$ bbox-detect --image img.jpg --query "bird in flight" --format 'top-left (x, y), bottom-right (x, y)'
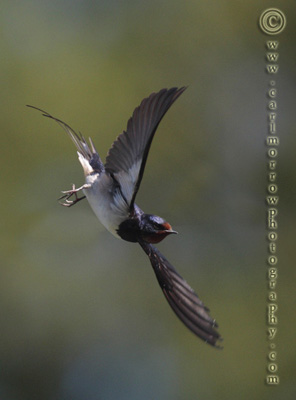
top-left (28, 88), bottom-right (222, 347)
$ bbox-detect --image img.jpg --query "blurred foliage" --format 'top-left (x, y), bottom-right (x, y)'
top-left (1, 0), bottom-right (296, 399)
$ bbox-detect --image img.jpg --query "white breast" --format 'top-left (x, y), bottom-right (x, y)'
top-left (83, 172), bottom-right (129, 238)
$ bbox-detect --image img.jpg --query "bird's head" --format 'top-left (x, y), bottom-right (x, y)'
top-left (140, 214), bottom-right (177, 244)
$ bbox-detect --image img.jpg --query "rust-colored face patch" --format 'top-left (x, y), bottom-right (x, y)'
top-left (162, 222), bottom-right (173, 231)
top-left (143, 225), bottom-right (177, 244)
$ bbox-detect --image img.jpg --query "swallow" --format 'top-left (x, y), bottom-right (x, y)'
top-left (28, 87), bottom-right (222, 347)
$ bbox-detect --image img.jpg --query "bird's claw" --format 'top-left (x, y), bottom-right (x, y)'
top-left (58, 184), bottom-right (86, 207)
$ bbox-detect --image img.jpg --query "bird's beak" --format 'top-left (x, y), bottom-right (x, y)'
top-left (165, 229), bottom-right (178, 235)
top-left (163, 222), bottom-right (178, 235)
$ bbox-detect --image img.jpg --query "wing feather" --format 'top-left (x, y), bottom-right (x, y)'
top-left (139, 241), bottom-right (222, 347)
top-left (105, 87), bottom-right (186, 208)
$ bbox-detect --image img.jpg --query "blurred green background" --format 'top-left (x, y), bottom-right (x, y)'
top-left (1, 1), bottom-right (295, 399)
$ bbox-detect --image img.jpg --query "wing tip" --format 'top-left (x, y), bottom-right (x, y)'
top-left (140, 241), bottom-right (223, 348)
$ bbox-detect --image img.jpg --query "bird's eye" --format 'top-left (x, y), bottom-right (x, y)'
top-left (153, 222), bottom-right (164, 230)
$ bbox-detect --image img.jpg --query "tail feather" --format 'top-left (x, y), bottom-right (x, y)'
top-left (27, 105), bottom-right (104, 173)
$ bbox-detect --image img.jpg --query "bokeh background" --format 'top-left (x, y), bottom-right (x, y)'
top-left (1, 1), bottom-right (295, 399)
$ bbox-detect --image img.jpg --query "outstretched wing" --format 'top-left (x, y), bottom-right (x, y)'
top-left (105, 87), bottom-right (186, 210)
top-left (139, 241), bottom-right (222, 347)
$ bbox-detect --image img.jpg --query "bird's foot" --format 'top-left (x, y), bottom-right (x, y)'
top-left (58, 183), bottom-right (90, 207)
